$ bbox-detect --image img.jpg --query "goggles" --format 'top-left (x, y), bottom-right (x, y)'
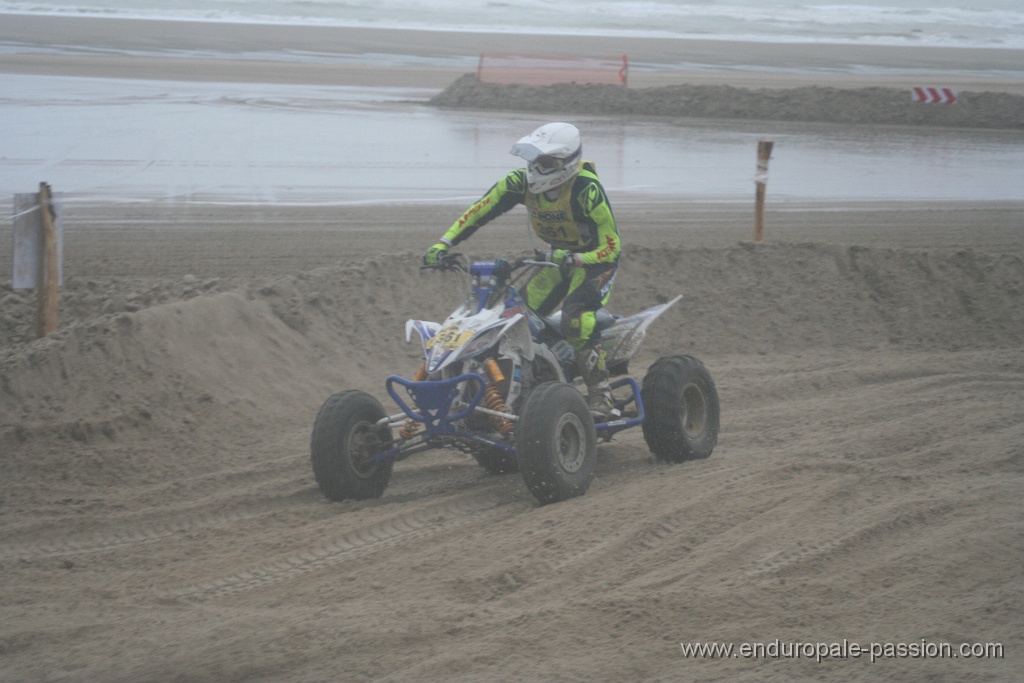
top-left (529, 155), bottom-right (566, 174)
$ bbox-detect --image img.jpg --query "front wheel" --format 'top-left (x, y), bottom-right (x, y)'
top-left (517, 382), bottom-right (597, 505)
top-left (311, 390), bottom-right (394, 501)
top-left (641, 355), bottom-right (720, 463)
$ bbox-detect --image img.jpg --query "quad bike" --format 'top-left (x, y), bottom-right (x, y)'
top-left (311, 253), bottom-right (720, 505)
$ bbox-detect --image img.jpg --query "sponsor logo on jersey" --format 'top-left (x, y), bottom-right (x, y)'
top-left (530, 209), bottom-right (569, 222)
top-left (457, 196), bottom-right (492, 228)
top-left (594, 234), bottom-right (618, 260)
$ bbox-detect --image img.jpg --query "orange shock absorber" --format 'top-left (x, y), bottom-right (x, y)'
top-left (399, 363), bottom-right (427, 440)
top-left (482, 359), bottom-right (515, 436)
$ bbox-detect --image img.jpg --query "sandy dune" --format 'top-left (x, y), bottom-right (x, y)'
top-left (1, 197), bottom-right (1021, 682)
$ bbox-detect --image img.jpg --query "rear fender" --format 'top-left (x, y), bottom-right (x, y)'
top-left (602, 295), bottom-right (683, 366)
top-left (611, 295), bottom-right (683, 331)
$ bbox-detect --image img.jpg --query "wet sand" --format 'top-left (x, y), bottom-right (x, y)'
top-left (2, 13), bottom-right (1024, 92)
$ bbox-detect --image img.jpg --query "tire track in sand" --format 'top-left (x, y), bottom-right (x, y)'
top-left (0, 498), bottom-right (315, 562)
top-left (163, 488), bottom-right (521, 602)
top-left (447, 460), bottom-right (771, 602)
top-left (746, 500), bottom-right (958, 578)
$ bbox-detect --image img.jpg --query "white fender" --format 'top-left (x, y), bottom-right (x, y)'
top-left (405, 319), bottom-right (440, 356)
top-left (497, 314), bottom-right (535, 362)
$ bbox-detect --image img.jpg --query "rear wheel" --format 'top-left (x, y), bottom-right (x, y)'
top-left (641, 355), bottom-right (720, 463)
top-left (517, 382), bottom-right (597, 504)
top-left (311, 390), bottom-right (393, 501)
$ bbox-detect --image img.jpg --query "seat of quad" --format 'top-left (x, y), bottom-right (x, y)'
top-left (543, 308), bottom-right (618, 334)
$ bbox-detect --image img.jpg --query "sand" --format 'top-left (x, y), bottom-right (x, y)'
top-left (3, 13), bottom-right (1024, 93)
top-left (432, 75), bottom-right (1024, 130)
top-left (1, 198), bottom-right (1022, 682)
top-left (1, 15), bottom-right (1023, 683)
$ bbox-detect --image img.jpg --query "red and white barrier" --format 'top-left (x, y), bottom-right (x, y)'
top-left (477, 54), bottom-right (628, 86)
top-left (911, 87), bottom-right (958, 104)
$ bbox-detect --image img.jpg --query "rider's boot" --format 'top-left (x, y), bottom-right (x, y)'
top-left (576, 344), bottom-right (616, 419)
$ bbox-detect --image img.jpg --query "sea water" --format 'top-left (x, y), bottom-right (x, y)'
top-left (1, 2), bottom-right (1022, 204)
top-left (2, 73), bottom-right (1022, 205)
top-left (1, 0), bottom-right (1022, 49)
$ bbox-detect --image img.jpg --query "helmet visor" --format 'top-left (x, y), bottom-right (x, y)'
top-left (512, 143), bottom-right (573, 173)
top-left (509, 141), bottom-right (544, 162)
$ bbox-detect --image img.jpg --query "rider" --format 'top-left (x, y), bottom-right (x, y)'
top-left (423, 122), bottom-right (621, 417)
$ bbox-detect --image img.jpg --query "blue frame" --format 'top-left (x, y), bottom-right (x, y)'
top-left (594, 377), bottom-right (646, 437)
top-left (386, 372), bottom-right (488, 438)
top-left (366, 259), bottom-right (649, 466)
top-left (367, 373), bottom-right (646, 465)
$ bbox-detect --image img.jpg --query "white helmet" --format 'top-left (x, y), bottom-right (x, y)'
top-left (510, 122), bottom-right (583, 194)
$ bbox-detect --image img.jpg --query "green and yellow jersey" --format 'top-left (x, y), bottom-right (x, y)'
top-left (441, 162), bottom-right (620, 266)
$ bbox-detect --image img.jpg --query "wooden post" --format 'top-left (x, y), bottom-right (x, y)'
top-left (35, 182), bottom-right (59, 338)
top-left (754, 140), bottom-right (774, 242)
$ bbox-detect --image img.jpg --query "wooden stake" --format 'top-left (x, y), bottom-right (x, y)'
top-left (754, 140), bottom-right (774, 242)
top-left (35, 182), bottom-right (59, 338)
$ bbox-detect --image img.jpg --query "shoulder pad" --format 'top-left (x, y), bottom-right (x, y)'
top-left (574, 175), bottom-right (607, 214)
top-left (505, 168), bottom-right (528, 194)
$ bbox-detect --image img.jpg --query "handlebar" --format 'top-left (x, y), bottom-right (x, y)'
top-left (421, 251), bottom-right (559, 275)
top-left (515, 258), bottom-right (559, 268)
top-left (420, 251), bottom-right (468, 272)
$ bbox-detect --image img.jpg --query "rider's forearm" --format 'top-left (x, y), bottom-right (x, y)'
top-left (442, 172), bottom-right (524, 245)
top-left (577, 202), bottom-right (620, 265)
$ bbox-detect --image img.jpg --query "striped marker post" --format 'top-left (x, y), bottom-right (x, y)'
top-left (754, 140), bottom-right (773, 242)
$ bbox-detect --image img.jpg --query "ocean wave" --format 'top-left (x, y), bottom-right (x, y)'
top-left (1, 0), bottom-right (1023, 49)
